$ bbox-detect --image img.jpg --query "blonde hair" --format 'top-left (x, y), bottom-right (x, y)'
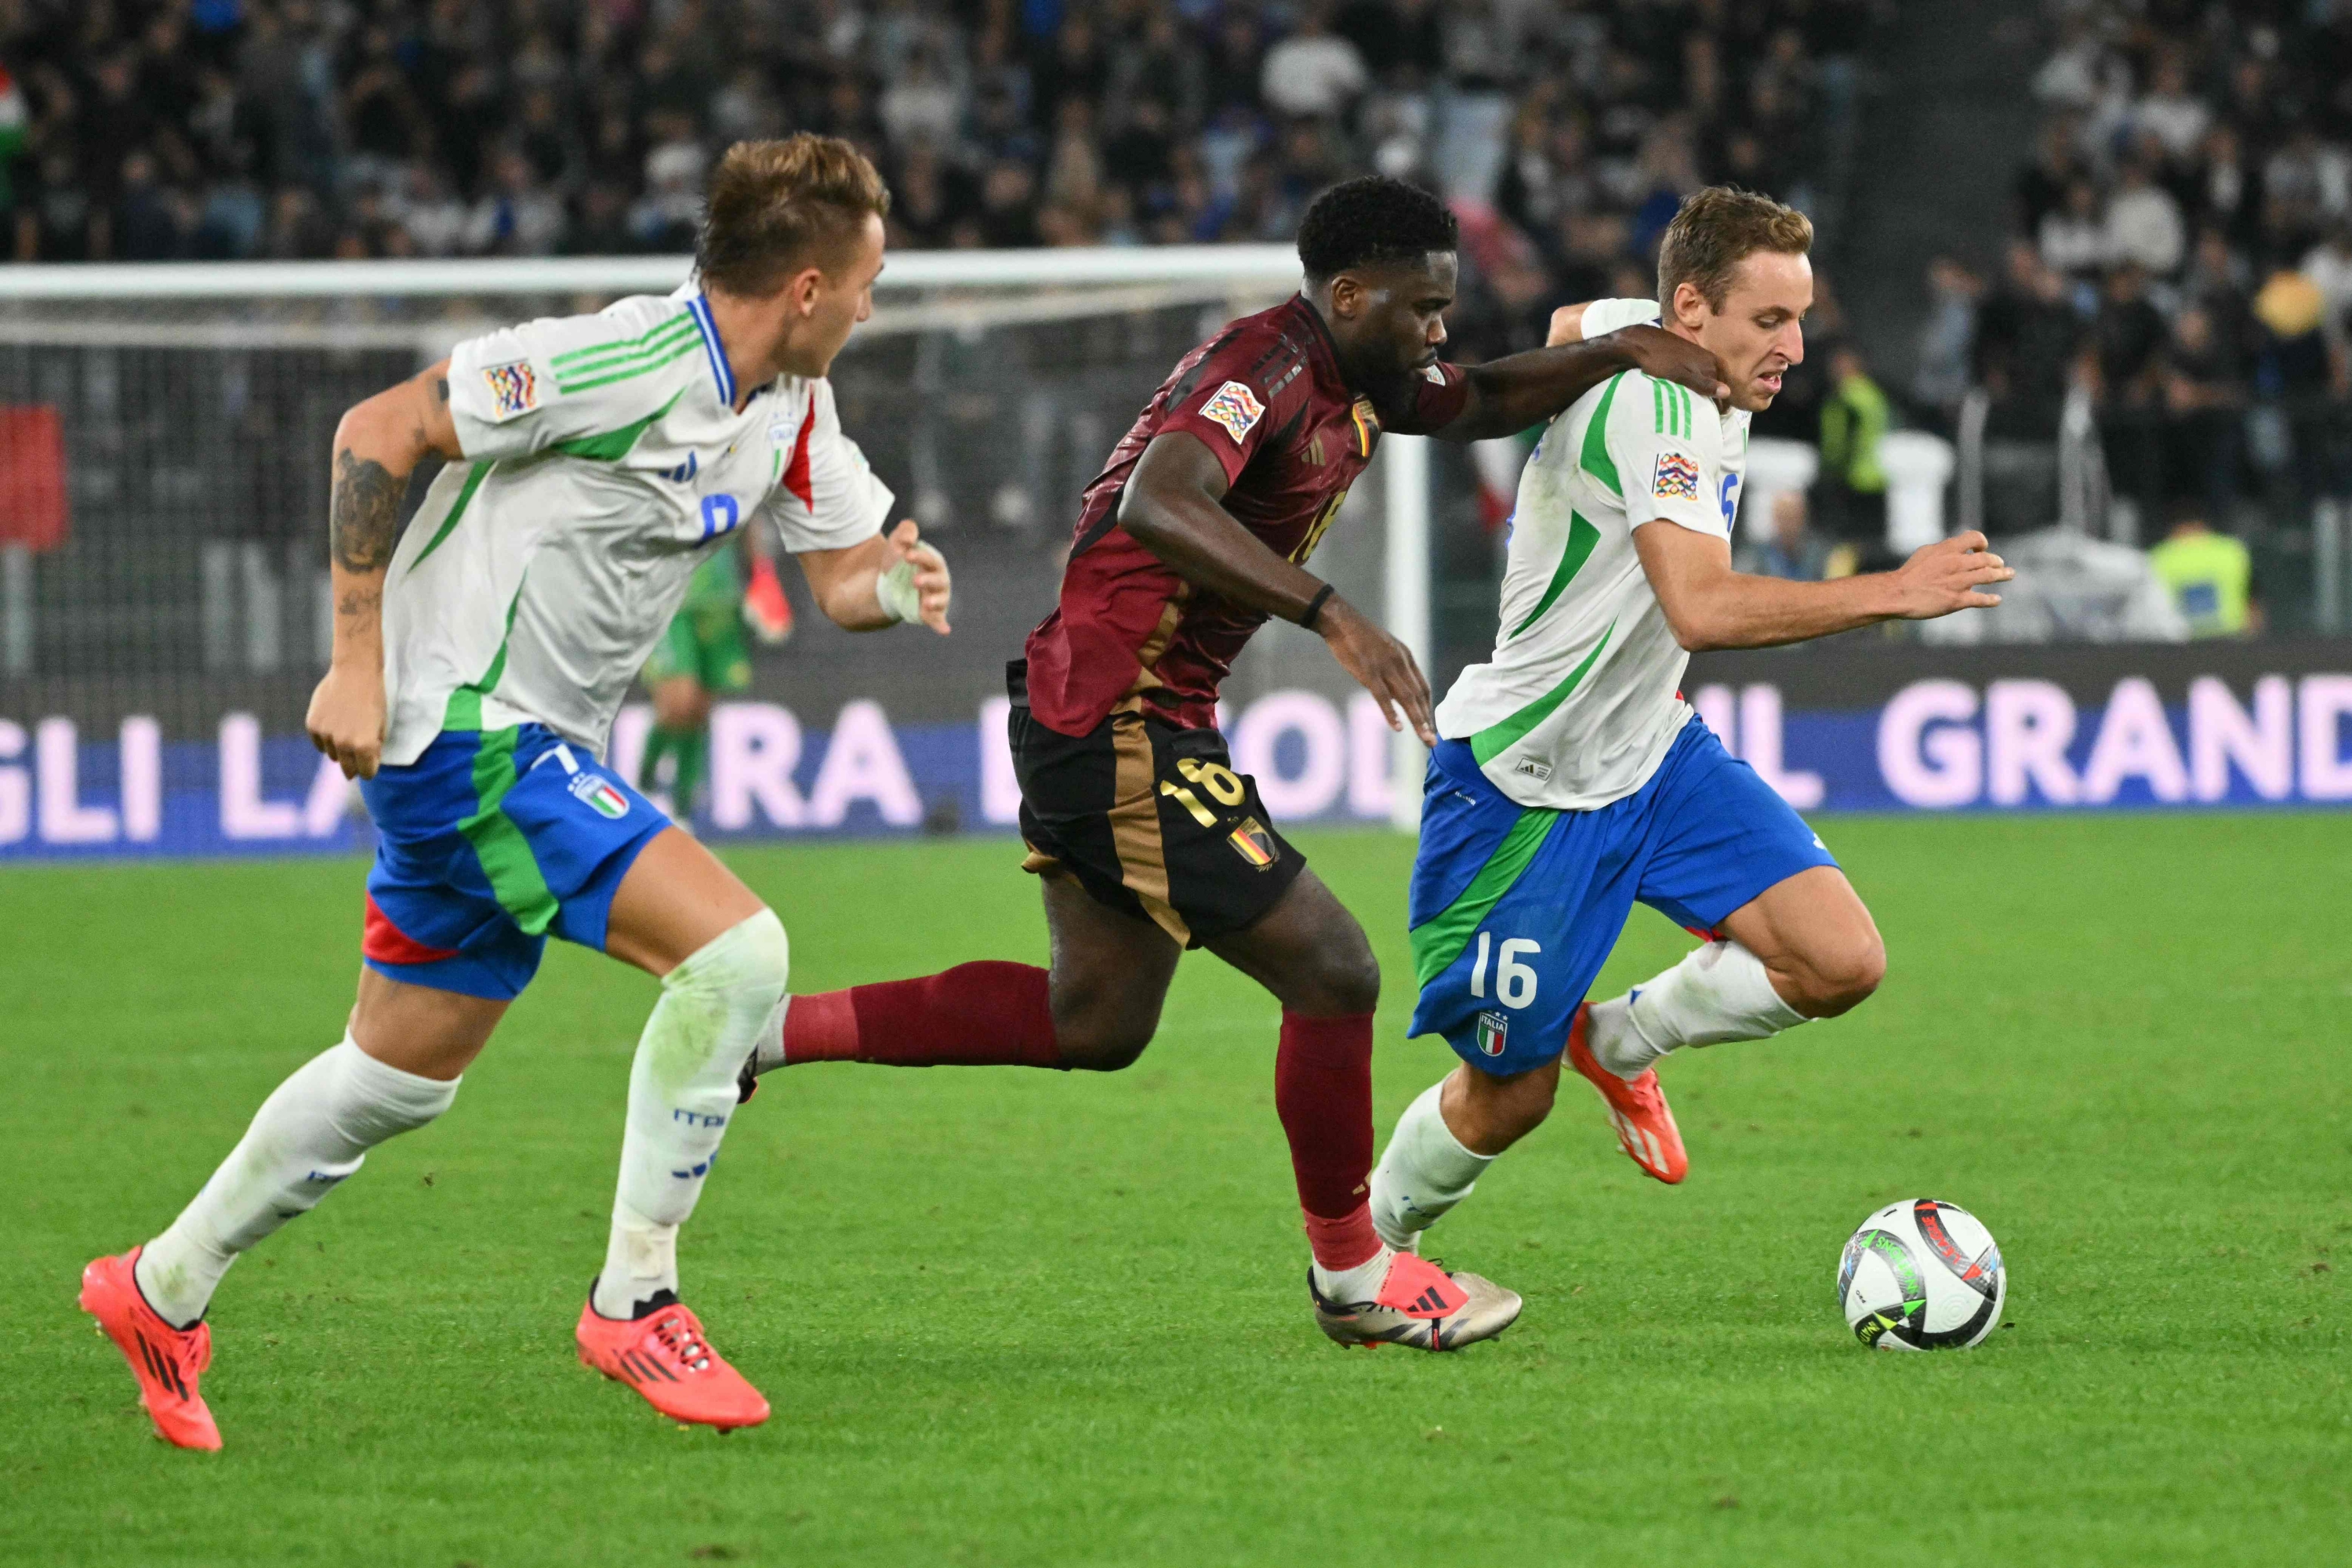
top-left (1656, 187), bottom-right (1813, 312)
top-left (695, 134), bottom-right (891, 296)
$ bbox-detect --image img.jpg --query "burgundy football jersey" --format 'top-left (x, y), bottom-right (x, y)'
top-left (1023, 294), bottom-right (1470, 736)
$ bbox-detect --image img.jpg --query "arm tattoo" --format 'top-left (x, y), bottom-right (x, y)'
top-left (329, 448), bottom-right (406, 574)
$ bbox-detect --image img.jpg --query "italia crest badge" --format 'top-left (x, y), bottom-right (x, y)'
top-left (568, 773), bottom-right (630, 820)
top-left (1475, 1010), bottom-right (1509, 1057)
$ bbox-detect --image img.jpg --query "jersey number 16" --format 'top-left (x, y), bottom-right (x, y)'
top-left (1469, 931), bottom-right (1541, 1009)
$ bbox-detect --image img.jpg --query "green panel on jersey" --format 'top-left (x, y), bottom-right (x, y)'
top-left (1468, 620), bottom-right (1615, 767)
top-left (1508, 511), bottom-right (1602, 640)
top-left (441, 578), bottom-right (529, 732)
top-left (458, 726), bottom-right (560, 936)
top-left (548, 310), bottom-right (696, 373)
top-left (405, 460), bottom-right (495, 576)
top-left (1580, 374), bottom-right (1627, 496)
top-left (549, 388), bottom-right (685, 463)
top-left (554, 334), bottom-right (702, 394)
top-left (1409, 804), bottom-right (1563, 986)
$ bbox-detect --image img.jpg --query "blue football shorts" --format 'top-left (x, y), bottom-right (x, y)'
top-left (358, 723), bottom-right (672, 1001)
top-left (1406, 717), bottom-right (1837, 1078)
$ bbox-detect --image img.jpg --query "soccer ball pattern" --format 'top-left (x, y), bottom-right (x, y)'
top-left (1837, 1199), bottom-right (2006, 1351)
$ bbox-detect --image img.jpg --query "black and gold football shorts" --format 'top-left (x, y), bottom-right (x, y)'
top-left (1006, 662), bottom-right (1305, 949)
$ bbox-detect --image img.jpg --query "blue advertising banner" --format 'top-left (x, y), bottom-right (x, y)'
top-left (3, 641), bottom-right (2348, 861)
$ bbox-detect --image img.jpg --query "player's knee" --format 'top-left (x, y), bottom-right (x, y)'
top-left (669, 909), bottom-right (790, 1014)
top-left (1049, 982), bottom-right (1160, 1071)
top-left (1289, 931), bottom-right (1381, 1016)
top-left (1458, 1061), bottom-right (1558, 1152)
top-left (1789, 933), bottom-right (1884, 1017)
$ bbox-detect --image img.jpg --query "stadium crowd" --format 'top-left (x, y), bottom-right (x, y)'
top-left (1907, 0), bottom-right (2352, 592)
top-left (0, 0), bottom-right (1867, 352)
top-left (6, 0), bottom-right (2348, 633)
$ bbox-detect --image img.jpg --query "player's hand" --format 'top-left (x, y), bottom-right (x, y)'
top-left (1889, 531), bottom-right (2013, 619)
top-left (1317, 595), bottom-right (1436, 746)
top-left (887, 517), bottom-right (952, 635)
top-left (306, 662), bottom-right (387, 779)
top-left (1611, 324), bottom-right (1733, 408)
top-left (1544, 302), bottom-right (1590, 347)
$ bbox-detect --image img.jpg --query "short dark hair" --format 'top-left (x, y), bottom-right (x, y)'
top-left (1655, 187), bottom-right (1813, 312)
top-left (1296, 176), bottom-right (1458, 282)
top-left (696, 134), bottom-right (891, 296)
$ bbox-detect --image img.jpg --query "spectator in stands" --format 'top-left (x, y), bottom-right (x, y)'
top-left (2041, 176), bottom-right (2111, 281)
top-left (1976, 240), bottom-right (2082, 438)
top-left (1818, 345), bottom-right (1890, 543)
top-left (1911, 256), bottom-right (1983, 426)
top-left (2190, 123), bottom-right (2261, 254)
top-left (2132, 54), bottom-right (2209, 164)
top-left (2249, 267), bottom-right (2347, 506)
top-left (2016, 117), bottom-right (2089, 238)
top-left (1259, 2), bottom-right (1367, 121)
top-left (2303, 221), bottom-right (2352, 347)
top-left (2149, 505), bottom-right (2259, 638)
top-left (2105, 153), bottom-right (2186, 277)
top-left (2093, 263), bottom-right (2171, 526)
top-left (2163, 301), bottom-right (2246, 521)
top-left (1740, 491), bottom-right (1830, 582)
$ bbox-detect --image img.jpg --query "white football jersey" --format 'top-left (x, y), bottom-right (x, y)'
top-left (1434, 299), bottom-right (1750, 809)
top-left (379, 282), bottom-right (891, 766)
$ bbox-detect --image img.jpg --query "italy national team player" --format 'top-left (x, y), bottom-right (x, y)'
top-left (1365, 189), bottom-right (2014, 1274)
top-left (637, 532), bottom-right (792, 824)
top-left (735, 177), bottom-right (1729, 1352)
top-left (77, 136), bottom-right (952, 1448)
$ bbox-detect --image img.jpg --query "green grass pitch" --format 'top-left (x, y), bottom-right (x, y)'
top-left (5, 814), bottom-right (2347, 1566)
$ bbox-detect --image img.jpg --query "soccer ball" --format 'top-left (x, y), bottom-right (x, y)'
top-left (1836, 1198), bottom-right (2006, 1351)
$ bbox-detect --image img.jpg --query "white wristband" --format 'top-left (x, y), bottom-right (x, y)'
top-left (876, 557), bottom-right (922, 624)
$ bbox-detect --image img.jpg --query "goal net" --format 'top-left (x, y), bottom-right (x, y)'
top-left (0, 250), bottom-right (1443, 860)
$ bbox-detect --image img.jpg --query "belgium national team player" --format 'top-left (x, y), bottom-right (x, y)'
top-left (739, 176), bottom-right (1728, 1350)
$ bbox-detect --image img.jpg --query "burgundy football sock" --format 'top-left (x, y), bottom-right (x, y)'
top-left (1274, 1010), bottom-right (1382, 1271)
top-left (782, 961), bottom-right (1063, 1069)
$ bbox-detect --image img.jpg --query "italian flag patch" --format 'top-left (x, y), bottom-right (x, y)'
top-left (1475, 1010), bottom-right (1509, 1057)
top-left (570, 774), bottom-right (630, 820)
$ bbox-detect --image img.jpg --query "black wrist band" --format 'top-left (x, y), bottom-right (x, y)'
top-left (1298, 583), bottom-right (1336, 630)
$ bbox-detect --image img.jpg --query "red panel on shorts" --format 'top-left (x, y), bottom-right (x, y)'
top-left (363, 895), bottom-right (460, 965)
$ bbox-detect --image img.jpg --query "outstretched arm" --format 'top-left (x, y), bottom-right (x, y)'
top-left (796, 520), bottom-right (952, 633)
top-left (1635, 524), bottom-right (2014, 652)
top-left (306, 359), bottom-right (464, 779)
top-left (1120, 430), bottom-right (1435, 742)
top-left (1437, 326), bottom-right (1731, 442)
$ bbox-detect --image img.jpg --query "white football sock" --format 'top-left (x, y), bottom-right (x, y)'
top-left (750, 993), bottom-right (787, 1076)
top-left (1588, 938), bottom-right (1808, 1080)
top-left (135, 1036), bottom-right (459, 1327)
top-left (593, 909), bottom-right (789, 1320)
top-left (1312, 1244), bottom-right (1396, 1305)
top-left (1370, 1081), bottom-right (1497, 1249)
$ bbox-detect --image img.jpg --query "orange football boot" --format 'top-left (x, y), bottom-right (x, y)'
top-left (575, 1290), bottom-right (770, 1430)
top-left (742, 555), bottom-right (795, 645)
top-left (78, 1248), bottom-right (223, 1450)
top-left (1566, 1002), bottom-right (1689, 1184)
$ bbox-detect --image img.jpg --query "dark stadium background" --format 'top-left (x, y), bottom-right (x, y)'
top-left (0, 0), bottom-right (2347, 852)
